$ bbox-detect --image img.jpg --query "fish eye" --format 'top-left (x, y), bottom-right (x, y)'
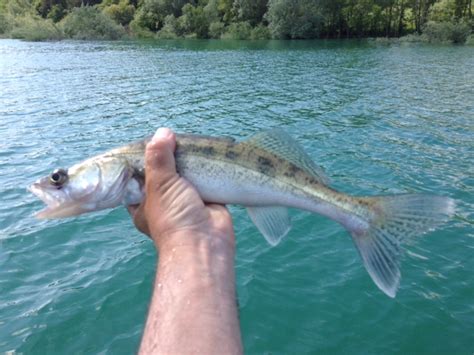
top-left (49, 169), bottom-right (68, 187)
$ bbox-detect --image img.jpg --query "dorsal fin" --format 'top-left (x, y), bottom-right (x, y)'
top-left (245, 129), bottom-right (330, 185)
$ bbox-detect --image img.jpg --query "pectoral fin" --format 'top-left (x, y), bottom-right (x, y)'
top-left (247, 206), bottom-right (291, 246)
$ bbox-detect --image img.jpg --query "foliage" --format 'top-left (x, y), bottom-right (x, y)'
top-left (250, 23), bottom-right (270, 39)
top-left (130, 0), bottom-right (163, 31)
top-left (221, 20), bottom-right (251, 39)
top-left (423, 20), bottom-right (471, 42)
top-left (156, 13), bottom-right (180, 37)
top-left (265, 0), bottom-right (322, 39)
top-left (429, 0), bottom-right (457, 22)
top-left (10, 14), bottom-right (63, 40)
top-left (217, 0), bottom-right (235, 24)
top-left (0, 12), bottom-right (13, 34)
top-left (203, 0), bottom-right (220, 23)
top-left (179, 3), bottom-right (209, 38)
top-left (129, 0), bottom-right (187, 32)
top-left (1, 0), bottom-right (472, 42)
top-left (61, 5), bottom-right (125, 39)
top-left (129, 14), bottom-right (154, 36)
top-left (102, 0), bottom-right (135, 25)
top-left (208, 20), bottom-right (225, 38)
top-left (342, 0), bottom-right (385, 37)
top-left (156, 0), bottom-right (188, 17)
top-left (398, 33), bottom-right (426, 42)
top-left (233, 0), bottom-right (267, 26)
top-left (47, 4), bottom-right (66, 22)
top-left (449, 20), bottom-right (472, 42)
top-left (6, 0), bottom-right (37, 16)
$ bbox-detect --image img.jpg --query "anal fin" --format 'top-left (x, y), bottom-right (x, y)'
top-left (247, 206), bottom-right (291, 246)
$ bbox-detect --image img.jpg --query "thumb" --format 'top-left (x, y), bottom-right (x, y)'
top-left (145, 128), bottom-right (177, 191)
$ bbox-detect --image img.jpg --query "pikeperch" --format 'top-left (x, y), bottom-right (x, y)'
top-left (29, 130), bottom-right (455, 297)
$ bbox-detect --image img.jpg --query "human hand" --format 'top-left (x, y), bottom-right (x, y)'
top-left (127, 128), bottom-right (235, 251)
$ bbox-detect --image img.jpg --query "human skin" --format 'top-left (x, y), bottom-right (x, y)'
top-left (128, 128), bottom-right (243, 355)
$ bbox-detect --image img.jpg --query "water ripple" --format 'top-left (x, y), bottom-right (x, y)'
top-left (0, 39), bottom-right (472, 354)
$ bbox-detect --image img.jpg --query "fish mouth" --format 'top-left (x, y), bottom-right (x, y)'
top-left (28, 183), bottom-right (80, 219)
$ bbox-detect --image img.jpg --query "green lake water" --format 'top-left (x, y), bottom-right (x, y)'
top-left (0, 39), bottom-right (473, 354)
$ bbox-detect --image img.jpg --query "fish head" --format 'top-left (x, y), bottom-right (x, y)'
top-left (29, 156), bottom-right (133, 219)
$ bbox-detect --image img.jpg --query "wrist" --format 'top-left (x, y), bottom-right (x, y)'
top-left (155, 229), bottom-right (235, 255)
top-left (155, 230), bottom-right (237, 302)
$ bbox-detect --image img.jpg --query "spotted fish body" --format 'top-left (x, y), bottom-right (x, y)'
top-left (29, 130), bottom-right (455, 297)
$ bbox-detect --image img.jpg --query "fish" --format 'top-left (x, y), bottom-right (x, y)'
top-left (29, 130), bottom-right (455, 297)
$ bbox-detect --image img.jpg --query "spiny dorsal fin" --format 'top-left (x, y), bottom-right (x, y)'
top-left (245, 129), bottom-right (330, 185)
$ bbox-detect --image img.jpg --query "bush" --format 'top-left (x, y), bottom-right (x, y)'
top-left (179, 3), bottom-right (209, 38)
top-left (265, 0), bottom-right (322, 39)
top-left (10, 15), bottom-right (63, 40)
top-left (398, 34), bottom-right (425, 42)
top-left (125, 0), bottom-right (159, 31)
top-left (61, 6), bottom-right (125, 40)
top-left (129, 14), bottom-right (154, 37)
top-left (234, 0), bottom-right (267, 26)
top-left (0, 12), bottom-right (13, 34)
top-left (250, 24), bottom-right (270, 39)
top-left (423, 21), bottom-right (471, 44)
top-left (449, 21), bottom-right (471, 44)
top-left (47, 4), bottom-right (66, 23)
top-left (428, 0), bottom-right (456, 23)
top-left (102, 0), bottom-right (135, 26)
top-left (466, 34), bottom-right (474, 45)
top-left (221, 21), bottom-right (251, 39)
top-left (208, 21), bottom-right (224, 39)
top-left (156, 14), bottom-right (179, 38)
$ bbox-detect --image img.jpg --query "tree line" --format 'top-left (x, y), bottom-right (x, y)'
top-left (0, 0), bottom-right (472, 42)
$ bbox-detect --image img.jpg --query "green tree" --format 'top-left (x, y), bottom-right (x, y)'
top-left (429, 0), bottom-right (456, 21)
top-left (208, 20), bottom-right (224, 37)
top-left (204, 0), bottom-right (220, 22)
top-left (233, 0), bottom-right (268, 25)
top-left (217, 0), bottom-right (234, 23)
top-left (407, 0), bottom-right (436, 33)
top-left (343, 0), bottom-right (379, 37)
top-left (130, 0), bottom-right (189, 31)
top-left (157, 0), bottom-right (189, 17)
top-left (102, 0), bottom-right (135, 25)
top-left (250, 22), bottom-right (270, 38)
top-left (221, 20), bottom-right (251, 38)
top-left (265, 0), bottom-right (323, 39)
top-left (6, 0), bottom-right (37, 16)
top-left (179, 2), bottom-right (209, 37)
top-left (35, 0), bottom-right (66, 18)
top-left (156, 13), bottom-right (180, 37)
top-left (62, 5), bottom-right (125, 39)
top-left (423, 19), bottom-right (471, 42)
top-left (130, 0), bottom-right (162, 31)
top-left (1, 0), bottom-right (473, 41)
top-left (318, 0), bottom-right (345, 37)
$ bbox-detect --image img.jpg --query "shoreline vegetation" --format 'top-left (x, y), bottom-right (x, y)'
top-left (0, 0), bottom-right (472, 44)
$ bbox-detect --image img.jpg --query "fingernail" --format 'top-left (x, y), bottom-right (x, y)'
top-left (152, 127), bottom-right (172, 142)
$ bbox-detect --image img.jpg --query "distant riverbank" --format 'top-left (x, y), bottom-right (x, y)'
top-left (1, 1), bottom-right (472, 44)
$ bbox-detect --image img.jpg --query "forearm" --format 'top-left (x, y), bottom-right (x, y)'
top-left (140, 234), bottom-right (243, 355)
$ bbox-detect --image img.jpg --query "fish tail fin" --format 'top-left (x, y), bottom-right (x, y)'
top-left (350, 194), bottom-right (455, 297)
